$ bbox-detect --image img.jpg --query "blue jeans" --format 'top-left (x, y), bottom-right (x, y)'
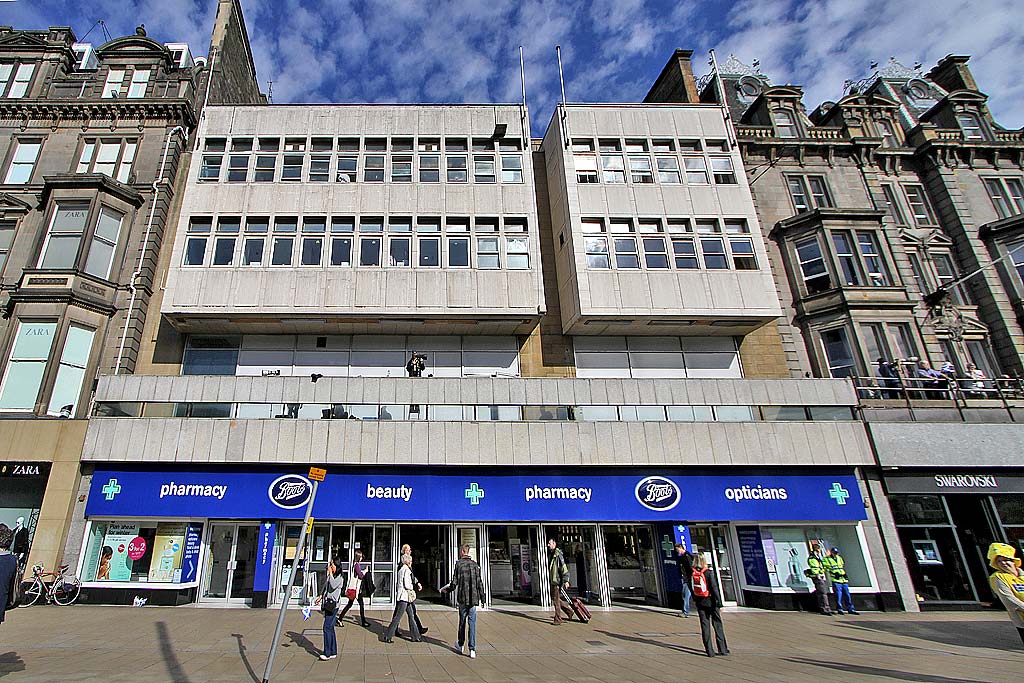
top-left (457, 604), bottom-right (477, 650)
top-left (322, 611), bottom-right (337, 656)
top-left (681, 582), bottom-right (692, 615)
top-left (833, 582), bottom-right (855, 613)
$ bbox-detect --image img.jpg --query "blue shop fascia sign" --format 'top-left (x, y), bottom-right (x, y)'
top-left (86, 466), bottom-right (865, 522)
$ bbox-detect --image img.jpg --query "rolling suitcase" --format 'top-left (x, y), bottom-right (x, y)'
top-left (560, 586), bottom-right (592, 623)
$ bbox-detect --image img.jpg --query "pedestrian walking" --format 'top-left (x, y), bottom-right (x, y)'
top-left (806, 543), bottom-right (832, 615)
top-left (1, 524), bottom-right (20, 623)
top-left (398, 543), bottom-right (428, 635)
top-left (824, 546), bottom-right (857, 615)
top-left (675, 542), bottom-right (694, 617)
top-left (441, 544), bottom-right (484, 659)
top-left (987, 542), bottom-right (1024, 646)
top-left (313, 557), bottom-right (343, 660)
top-left (691, 553), bottom-right (729, 657)
top-left (337, 548), bottom-right (369, 627)
top-left (383, 553), bottom-right (421, 643)
top-left (547, 538), bottom-right (573, 625)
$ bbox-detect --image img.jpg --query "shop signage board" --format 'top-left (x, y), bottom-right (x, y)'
top-left (736, 526), bottom-right (771, 587)
top-left (885, 473), bottom-right (1024, 494)
top-left (86, 467), bottom-right (866, 522)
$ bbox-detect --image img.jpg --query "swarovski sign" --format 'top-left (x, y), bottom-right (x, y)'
top-left (885, 472), bottom-right (1024, 494)
top-left (934, 474), bottom-right (999, 489)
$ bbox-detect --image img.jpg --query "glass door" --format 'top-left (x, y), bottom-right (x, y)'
top-left (230, 525), bottom-right (257, 600)
top-left (202, 523), bottom-right (233, 600)
top-left (635, 526), bottom-right (662, 604)
top-left (691, 524), bottom-right (737, 605)
top-left (201, 523), bottom-right (258, 604)
top-left (486, 525), bottom-right (541, 606)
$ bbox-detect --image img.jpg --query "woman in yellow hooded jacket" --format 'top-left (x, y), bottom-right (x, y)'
top-left (987, 542), bottom-right (1024, 646)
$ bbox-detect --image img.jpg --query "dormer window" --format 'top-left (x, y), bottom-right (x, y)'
top-left (878, 119), bottom-right (900, 148)
top-left (957, 113), bottom-right (986, 140)
top-left (102, 69), bottom-right (125, 98)
top-left (102, 68), bottom-right (150, 98)
top-left (72, 44), bottom-right (98, 71)
top-left (0, 62), bottom-right (36, 99)
top-left (127, 70), bottom-right (150, 98)
top-left (772, 110), bottom-right (798, 138)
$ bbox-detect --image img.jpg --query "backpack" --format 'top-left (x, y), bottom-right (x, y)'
top-left (692, 568), bottom-right (710, 598)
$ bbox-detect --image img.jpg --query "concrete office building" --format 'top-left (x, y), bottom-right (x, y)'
top-left (68, 2), bottom-right (909, 612)
top-left (686, 53), bottom-right (1024, 608)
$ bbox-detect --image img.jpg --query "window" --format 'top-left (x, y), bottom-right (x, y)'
top-left (447, 155), bottom-right (468, 182)
top-left (183, 217), bottom-right (210, 266)
top-left (672, 238), bottom-right (698, 269)
top-left (336, 156), bottom-right (357, 182)
top-left (83, 206), bottom-right (125, 278)
top-left (861, 323), bottom-right (890, 366)
top-left (642, 237), bottom-right (669, 268)
top-left (388, 237), bottom-right (410, 267)
top-left (881, 184), bottom-right (907, 225)
top-left (242, 217), bottom-right (265, 266)
top-left (501, 155), bottom-right (523, 182)
top-left (338, 138), bottom-right (360, 152)
top-left (365, 138), bottom-right (387, 152)
top-left (0, 221), bottom-right (14, 273)
top-left (932, 252), bottom-right (968, 305)
top-left (656, 156), bottom-right (681, 183)
top-left (902, 185), bottom-right (936, 226)
top-left (281, 154), bottom-right (303, 181)
top-left (506, 236), bottom-right (529, 269)
top-left (1010, 241), bottom-right (1024, 286)
top-left (419, 155), bottom-right (440, 182)
top-left (985, 178), bottom-right (1024, 219)
top-left (571, 139), bottom-right (594, 153)
top-left (890, 322), bottom-right (918, 361)
top-left (4, 139), bottom-right (40, 184)
top-left (856, 231), bottom-right (890, 286)
top-left (199, 154), bottom-right (222, 181)
top-left (820, 327), bottom-right (855, 378)
top-left (46, 326), bottom-right (95, 416)
top-left (418, 237), bottom-right (440, 267)
top-left (0, 321), bottom-right (57, 411)
top-left (601, 154), bottom-right (625, 183)
top-left (271, 218), bottom-right (296, 266)
top-left (711, 156), bottom-right (737, 184)
top-left (127, 69), bottom-right (150, 98)
top-left (227, 154), bottom-right (249, 182)
top-left (957, 113), bottom-right (985, 140)
top-left (392, 156), bottom-right (413, 183)
top-left (807, 176), bottom-right (832, 208)
top-left (878, 119), bottom-right (899, 147)
top-left (448, 237), bottom-right (469, 267)
top-left (330, 236), bottom-right (352, 266)
top-left (652, 139), bottom-right (675, 153)
top-left (730, 238), bottom-right (757, 269)
top-left (477, 237), bottom-right (499, 269)
top-left (684, 157), bottom-right (709, 184)
top-left (393, 138), bottom-right (414, 152)
top-left (417, 138), bottom-right (440, 152)
top-left (76, 139), bottom-right (136, 183)
top-left (301, 218), bottom-right (325, 266)
top-left (575, 155), bottom-right (598, 183)
top-left (363, 156), bottom-right (384, 182)
top-left (101, 69), bottom-right (125, 98)
top-left (474, 155), bottom-right (496, 183)
top-left (788, 176), bottom-right (831, 212)
top-left (39, 203), bottom-right (90, 269)
top-left (629, 155), bottom-right (654, 183)
top-left (796, 237), bottom-right (830, 293)
top-left (583, 219), bottom-right (609, 268)
top-left (906, 251), bottom-right (928, 294)
top-left (773, 110), bottom-right (798, 138)
top-left (2, 63), bottom-right (35, 98)
top-left (700, 237), bottom-right (728, 269)
top-left (359, 238), bottom-right (381, 266)
top-left (832, 231), bottom-right (862, 286)
top-left (613, 237), bottom-right (639, 269)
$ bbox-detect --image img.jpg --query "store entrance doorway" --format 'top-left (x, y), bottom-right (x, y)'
top-left (399, 524), bottom-right (451, 605)
top-left (600, 524), bottom-right (661, 605)
top-left (947, 495), bottom-right (1002, 602)
top-left (201, 523), bottom-right (258, 604)
top-left (487, 525), bottom-right (541, 605)
top-left (690, 524), bottom-right (737, 605)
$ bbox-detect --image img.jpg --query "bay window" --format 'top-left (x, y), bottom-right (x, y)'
top-left (0, 321), bottom-right (57, 411)
top-left (46, 325), bottom-right (95, 416)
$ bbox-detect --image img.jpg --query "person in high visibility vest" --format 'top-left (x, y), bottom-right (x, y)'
top-left (824, 547), bottom-right (858, 615)
top-left (805, 543), bottom-right (832, 615)
top-left (987, 542), bottom-right (1024, 646)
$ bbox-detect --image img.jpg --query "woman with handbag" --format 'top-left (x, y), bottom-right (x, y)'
top-left (337, 549), bottom-right (369, 627)
top-left (383, 553), bottom-right (421, 643)
top-left (314, 557), bottom-right (344, 660)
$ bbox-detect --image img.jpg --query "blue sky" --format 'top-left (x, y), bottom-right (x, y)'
top-left (7, 0), bottom-right (1024, 134)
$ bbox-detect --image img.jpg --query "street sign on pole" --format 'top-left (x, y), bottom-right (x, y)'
top-left (308, 467), bottom-right (326, 482)
top-left (262, 474), bottom-right (321, 683)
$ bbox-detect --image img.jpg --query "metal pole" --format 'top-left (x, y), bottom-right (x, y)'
top-left (262, 479), bottom-right (319, 683)
top-left (709, 49), bottom-right (736, 148)
top-left (556, 45), bottom-right (570, 148)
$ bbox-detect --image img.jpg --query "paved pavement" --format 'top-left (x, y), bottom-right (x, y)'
top-left (0, 604), bottom-right (1022, 682)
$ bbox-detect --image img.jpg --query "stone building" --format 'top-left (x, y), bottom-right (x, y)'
top-left (0, 0), bottom-right (260, 574)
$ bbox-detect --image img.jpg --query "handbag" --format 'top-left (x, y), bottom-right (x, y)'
top-left (405, 588), bottom-right (417, 603)
top-left (346, 575), bottom-right (361, 601)
top-left (321, 595), bottom-right (337, 615)
top-left (362, 572), bottom-right (376, 597)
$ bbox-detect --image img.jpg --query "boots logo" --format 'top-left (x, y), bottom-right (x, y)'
top-left (268, 475), bottom-right (313, 509)
top-left (635, 476), bottom-right (681, 511)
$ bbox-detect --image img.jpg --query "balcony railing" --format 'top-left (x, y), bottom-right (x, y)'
top-left (851, 373), bottom-right (1024, 422)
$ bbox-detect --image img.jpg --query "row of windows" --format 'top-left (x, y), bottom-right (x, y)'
top-left (795, 230), bottom-right (891, 293)
top-left (37, 202), bottom-right (126, 279)
top-left (770, 108), bottom-right (987, 145)
top-left (94, 400), bottom-right (855, 422)
top-left (571, 137), bottom-right (736, 186)
top-left (183, 215), bottom-right (531, 269)
top-left (3, 137), bottom-right (137, 185)
top-left (199, 136), bottom-right (524, 184)
top-left (983, 177), bottom-right (1024, 220)
top-left (579, 217), bottom-right (757, 271)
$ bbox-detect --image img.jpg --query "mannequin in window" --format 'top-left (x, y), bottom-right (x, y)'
top-left (12, 518), bottom-right (29, 569)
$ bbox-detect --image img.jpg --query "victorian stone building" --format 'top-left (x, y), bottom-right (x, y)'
top-left (0, 0), bottom-right (261, 573)
top-left (645, 53), bottom-right (1024, 608)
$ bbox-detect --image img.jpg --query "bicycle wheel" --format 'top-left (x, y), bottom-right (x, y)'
top-left (20, 580), bottom-right (43, 607)
top-left (52, 576), bottom-right (81, 605)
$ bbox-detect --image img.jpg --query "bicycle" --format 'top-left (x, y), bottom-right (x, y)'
top-left (19, 564), bottom-right (82, 607)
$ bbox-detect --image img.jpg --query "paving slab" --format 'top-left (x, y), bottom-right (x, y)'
top-left (0, 606), bottom-right (1021, 682)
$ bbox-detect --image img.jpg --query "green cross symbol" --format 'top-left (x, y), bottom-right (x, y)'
top-left (465, 482), bottom-right (485, 505)
top-left (828, 483), bottom-right (850, 505)
top-left (102, 478), bottom-right (122, 501)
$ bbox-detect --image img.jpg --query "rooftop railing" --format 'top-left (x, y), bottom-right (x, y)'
top-left (850, 372), bottom-right (1024, 422)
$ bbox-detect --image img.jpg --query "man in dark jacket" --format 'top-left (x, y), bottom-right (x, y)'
top-left (547, 539), bottom-right (573, 625)
top-left (442, 544), bottom-right (484, 658)
top-left (675, 543), bottom-right (694, 617)
top-left (0, 524), bottom-right (19, 624)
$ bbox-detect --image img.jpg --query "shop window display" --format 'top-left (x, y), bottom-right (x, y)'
top-left (82, 521), bottom-right (195, 584)
top-left (757, 525), bottom-right (870, 590)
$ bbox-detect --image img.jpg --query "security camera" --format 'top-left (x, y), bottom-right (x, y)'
top-left (310, 373), bottom-right (323, 383)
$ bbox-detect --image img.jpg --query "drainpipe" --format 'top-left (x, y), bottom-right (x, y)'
top-left (115, 125), bottom-right (186, 374)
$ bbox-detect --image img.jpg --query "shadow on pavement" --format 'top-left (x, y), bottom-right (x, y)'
top-left (595, 629), bottom-right (706, 656)
top-left (783, 657), bottom-right (991, 683)
top-left (491, 608), bottom-right (553, 624)
top-left (230, 633), bottom-right (259, 683)
top-left (285, 630), bottom-right (320, 657)
top-left (0, 651), bottom-right (26, 679)
top-left (840, 620), bottom-right (1024, 652)
top-left (156, 621), bottom-right (191, 683)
